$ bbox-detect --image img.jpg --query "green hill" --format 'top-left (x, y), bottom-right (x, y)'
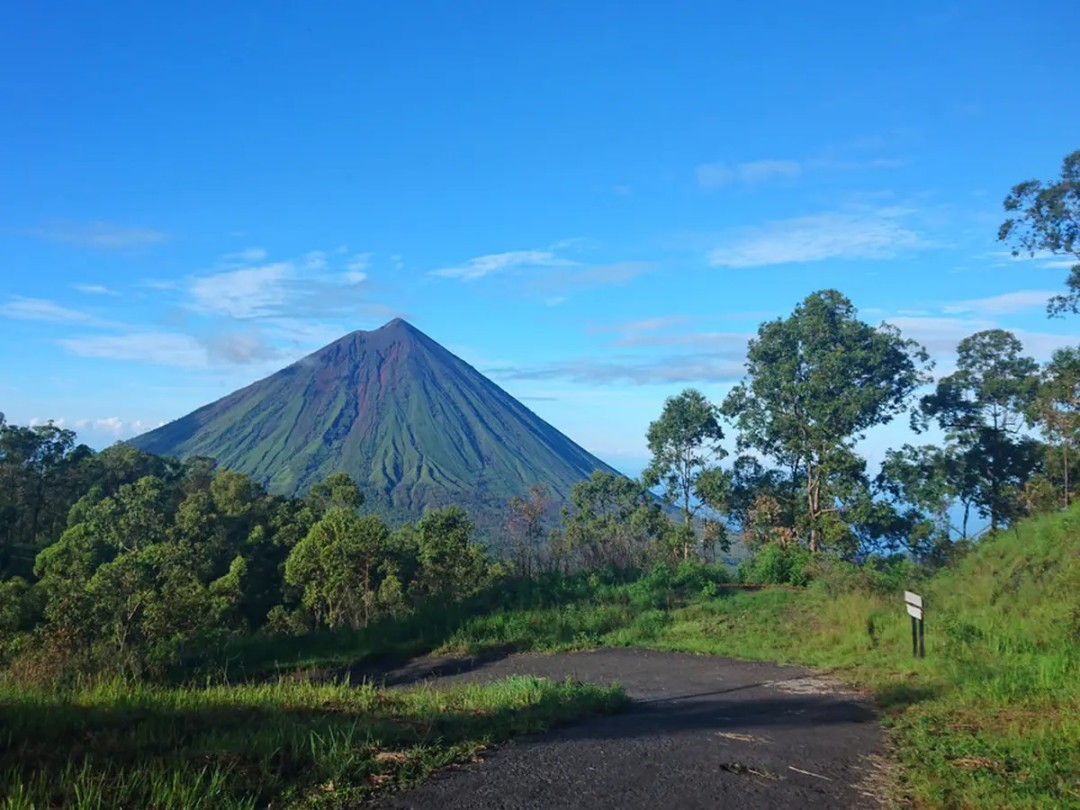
top-left (129, 319), bottom-right (618, 531)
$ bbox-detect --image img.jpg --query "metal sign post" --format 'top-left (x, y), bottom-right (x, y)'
top-left (904, 591), bottom-right (925, 658)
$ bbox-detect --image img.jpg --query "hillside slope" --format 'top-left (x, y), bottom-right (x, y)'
top-left (130, 319), bottom-right (618, 526)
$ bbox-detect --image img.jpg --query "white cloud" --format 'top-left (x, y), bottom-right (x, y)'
top-left (27, 415), bottom-right (157, 439)
top-left (490, 354), bottom-right (747, 385)
top-left (697, 159), bottom-right (801, 190)
top-left (57, 332), bottom-right (208, 367)
top-left (190, 263), bottom-right (291, 318)
top-left (591, 316), bottom-right (692, 336)
top-left (526, 262), bottom-right (653, 295)
top-left (942, 290), bottom-right (1056, 316)
top-left (431, 250), bottom-right (576, 281)
top-left (545, 296), bottom-right (566, 306)
top-left (302, 250), bottom-right (327, 271)
top-left (72, 284), bottom-right (119, 296)
top-left (344, 253), bottom-right (372, 282)
top-left (708, 208), bottom-right (927, 268)
top-left (27, 221), bottom-right (167, 249)
top-left (0, 296), bottom-right (116, 326)
top-left (221, 246), bottom-right (268, 265)
top-left (882, 315), bottom-right (1076, 361)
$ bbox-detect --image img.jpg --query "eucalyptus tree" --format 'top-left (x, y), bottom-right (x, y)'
top-left (920, 329), bottom-right (1041, 532)
top-left (999, 149), bottom-right (1080, 316)
top-left (723, 290), bottom-right (931, 552)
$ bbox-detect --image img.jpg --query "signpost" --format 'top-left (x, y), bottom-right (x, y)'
top-left (905, 591), bottom-right (925, 658)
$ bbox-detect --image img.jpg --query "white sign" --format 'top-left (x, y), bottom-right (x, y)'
top-left (904, 591), bottom-right (924, 620)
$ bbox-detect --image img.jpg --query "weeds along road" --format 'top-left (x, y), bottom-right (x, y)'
top-left (369, 647), bottom-right (885, 809)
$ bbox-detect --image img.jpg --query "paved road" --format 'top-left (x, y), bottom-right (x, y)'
top-left (369, 648), bottom-right (885, 809)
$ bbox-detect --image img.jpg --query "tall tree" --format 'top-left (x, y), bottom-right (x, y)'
top-left (1029, 346), bottom-right (1080, 507)
top-left (920, 329), bottom-right (1041, 532)
top-left (999, 149), bottom-right (1080, 316)
top-left (643, 389), bottom-right (725, 554)
top-left (723, 290), bottom-right (931, 552)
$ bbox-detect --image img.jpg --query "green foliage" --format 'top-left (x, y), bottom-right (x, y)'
top-left (642, 389), bottom-right (725, 536)
top-left (413, 506), bottom-right (490, 599)
top-left (0, 675), bottom-right (626, 808)
top-left (560, 471), bottom-right (670, 571)
top-left (737, 543), bottom-right (812, 586)
top-left (999, 149), bottom-right (1080, 316)
top-left (920, 329), bottom-right (1042, 531)
top-left (723, 289), bottom-right (932, 553)
top-left (285, 509), bottom-right (393, 630)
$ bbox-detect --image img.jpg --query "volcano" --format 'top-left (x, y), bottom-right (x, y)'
top-left (129, 319), bottom-right (618, 531)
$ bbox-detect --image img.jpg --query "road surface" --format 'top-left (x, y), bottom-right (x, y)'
top-left (368, 647), bottom-right (885, 809)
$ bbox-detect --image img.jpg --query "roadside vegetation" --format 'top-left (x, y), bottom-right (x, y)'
top-left (0, 675), bottom-right (626, 809)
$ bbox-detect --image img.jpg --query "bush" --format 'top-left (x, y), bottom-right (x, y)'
top-left (737, 543), bottom-right (812, 586)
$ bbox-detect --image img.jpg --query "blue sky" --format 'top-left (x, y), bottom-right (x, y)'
top-left (2, 1), bottom-right (1077, 476)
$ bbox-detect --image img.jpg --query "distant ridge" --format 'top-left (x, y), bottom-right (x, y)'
top-left (129, 319), bottom-right (619, 531)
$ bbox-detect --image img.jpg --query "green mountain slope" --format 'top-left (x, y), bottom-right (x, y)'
top-left (129, 319), bottom-right (618, 528)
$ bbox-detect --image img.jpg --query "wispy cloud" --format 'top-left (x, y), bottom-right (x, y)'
top-left (72, 284), bottom-right (120, 296)
top-left (302, 250), bottom-right (327, 271)
top-left (488, 353), bottom-right (746, 385)
top-left (882, 314), bottom-right (1076, 361)
top-left (220, 247), bottom-right (268, 265)
top-left (430, 250), bottom-right (576, 281)
top-left (0, 296), bottom-right (116, 327)
top-left (708, 207), bottom-right (927, 268)
top-left (590, 316), bottom-right (693, 336)
top-left (27, 221), bottom-right (167, 249)
top-left (57, 332), bottom-right (208, 367)
top-left (942, 290), bottom-right (1056, 316)
top-left (29, 416), bottom-right (163, 439)
top-left (526, 262), bottom-right (654, 296)
top-left (190, 264), bottom-right (291, 319)
top-left (697, 159), bottom-right (801, 190)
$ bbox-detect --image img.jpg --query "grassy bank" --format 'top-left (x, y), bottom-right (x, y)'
top-left (0, 675), bottom-right (627, 809)
top-left (433, 508), bottom-right (1080, 808)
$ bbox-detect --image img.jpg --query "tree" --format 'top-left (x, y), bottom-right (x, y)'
top-left (723, 290), bottom-right (931, 552)
top-left (877, 444), bottom-right (980, 561)
top-left (920, 329), bottom-right (1042, 532)
top-left (561, 472), bottom-right (668, 570)
top-left (999, 150), bottom-right (1080, 316)
top-left (284, 508), bottom-right (391, 629)
top-left (506, 484), bottom-right (552, 577)
top-left (1028, 346), bottom-right (1080, 507)
top-left (643, 389), bottom-right (724, 557)
top-left (413, 506), bottom-right (489, 599)
top-left (307, 471), bottom-right (365, 515)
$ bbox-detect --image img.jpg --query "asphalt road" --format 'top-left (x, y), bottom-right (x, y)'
top-left (370, 648), bottom-right (885, 809)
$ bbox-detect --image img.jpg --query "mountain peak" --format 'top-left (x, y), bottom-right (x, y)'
top-left (129, 320), bottom-right (618, 539)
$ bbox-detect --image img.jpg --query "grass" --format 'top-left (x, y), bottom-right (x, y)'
top-left (0, 675), bottom-right (627, 809)
top-left (425, 508), bottom-right (1080, 808)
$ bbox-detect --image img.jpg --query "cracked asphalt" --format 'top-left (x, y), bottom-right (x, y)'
top-left (369, 647), bottom-right (885, 809)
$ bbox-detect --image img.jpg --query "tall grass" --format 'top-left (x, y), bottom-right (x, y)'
top-left (0, 675), bottom-right (626, 808)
